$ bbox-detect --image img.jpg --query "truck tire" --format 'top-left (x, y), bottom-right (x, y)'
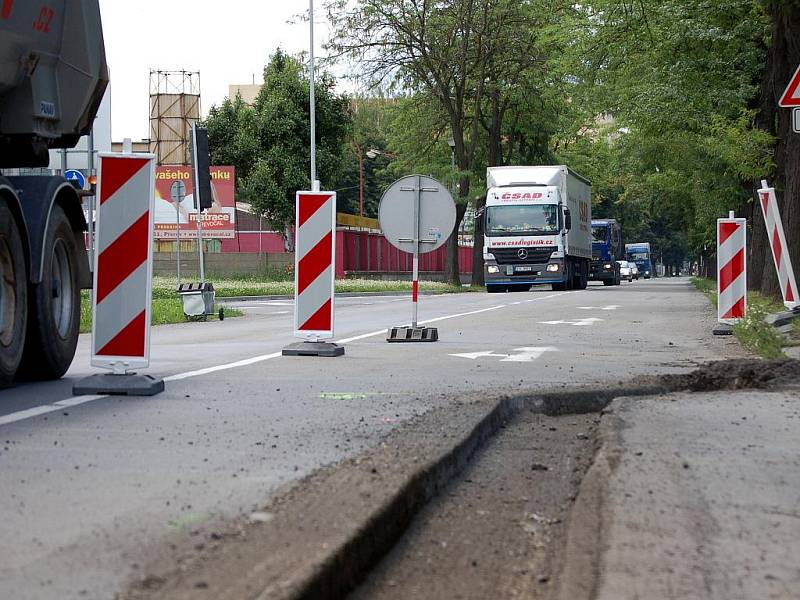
top-left (18, 205), bottom-right (81, 380)
top-left (0, 199), bottom-right (28, 387)
top-left (487, 285), bottom-right (507, 293)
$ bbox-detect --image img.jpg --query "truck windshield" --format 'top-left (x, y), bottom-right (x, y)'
top-left (592, 227), bottom-right (608, 243)
top-left (486, 205), bottom-right (559, 236)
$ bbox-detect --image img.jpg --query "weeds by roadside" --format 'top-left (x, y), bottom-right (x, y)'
top-left (79, 291), bottom-right (241, 333)
top-left (691, 277), bottom-right (789, 358)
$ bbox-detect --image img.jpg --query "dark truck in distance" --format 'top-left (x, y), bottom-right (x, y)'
top-left (589, 219), bottom-right (622, 286)
top-left (626, 242), bottom-right (654, 279)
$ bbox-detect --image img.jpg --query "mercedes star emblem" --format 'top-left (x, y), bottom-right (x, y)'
top-left (517, 248), bottom-right (529, 260)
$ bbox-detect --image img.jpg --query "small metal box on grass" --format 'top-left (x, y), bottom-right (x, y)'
top-left (177, 282), bottom-right (219, 320)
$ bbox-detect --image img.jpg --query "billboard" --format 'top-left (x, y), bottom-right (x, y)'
top-left (153, 166), bottom-right (236, 239)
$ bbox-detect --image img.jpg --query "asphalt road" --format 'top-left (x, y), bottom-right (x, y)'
top-left (0, 278), bottom-right (741, 599)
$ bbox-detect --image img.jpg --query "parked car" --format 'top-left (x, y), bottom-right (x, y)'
top-left (617, 260), bottom-right (634, 282)
top-left (628, 262), bottom-right (640, 280)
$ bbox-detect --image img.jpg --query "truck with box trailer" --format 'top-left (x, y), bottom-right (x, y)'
top-left (0, 1), bottom-right (108, 387)
top-left (625, 242), bottom-right (654, 279)
top-left (483, 165), bottom-right (592, 292)
top-left (589, 218), bottom-right (622, 285)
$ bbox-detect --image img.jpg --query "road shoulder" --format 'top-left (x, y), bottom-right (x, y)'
top-left (560, 383), bottom-right (800, 600)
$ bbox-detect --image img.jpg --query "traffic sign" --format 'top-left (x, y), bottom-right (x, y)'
top-left (779, 64), bottom-right (800, 107)
top-left (64, 169), bottom-right (86, 189)
top-left (379, 175), bottom-right (456, 254)
top-left (379, 175), bottom-right (455, 341)
top-left (793, 108), bottom-right (800, 134)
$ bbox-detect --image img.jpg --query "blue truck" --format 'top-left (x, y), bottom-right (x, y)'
top-left (625, 242), bottom-right (654, 279)
top-left (589, 219), bottom-right (622, 286)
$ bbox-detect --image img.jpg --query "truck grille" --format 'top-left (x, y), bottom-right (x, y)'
top-left (490, 246), bottom-right (556, 265)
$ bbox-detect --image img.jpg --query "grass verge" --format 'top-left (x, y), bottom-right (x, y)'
top-left (691, 277), bottom-right (789, 358)
top-left (151, 276), bottom-right (468, 298)
top-left (79, 291), bottom-right (242, 334)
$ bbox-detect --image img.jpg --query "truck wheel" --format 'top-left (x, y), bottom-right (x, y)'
top-left (0, 199), bottom-right (27, 387)
top-left (19, 205), bottom-right (81, 380)
top-left (487, 286), bottom-right (506, 293)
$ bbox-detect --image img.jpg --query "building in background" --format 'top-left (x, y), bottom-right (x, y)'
top-left (228, 83), bottom-right (262, 105)
top-left (46, 89), bottom-right (111, 173)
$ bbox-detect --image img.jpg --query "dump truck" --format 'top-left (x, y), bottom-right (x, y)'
top-left (0, 1), bottom-right (108, 386)
top-left (483, 166), bottom-right (592, 292)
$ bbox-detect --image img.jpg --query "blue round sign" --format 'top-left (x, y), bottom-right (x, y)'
top-left (64, 169), bottom-right (86, 189)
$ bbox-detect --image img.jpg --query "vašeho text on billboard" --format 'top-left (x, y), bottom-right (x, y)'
top-left (153, 166), bottom-right (235, 239)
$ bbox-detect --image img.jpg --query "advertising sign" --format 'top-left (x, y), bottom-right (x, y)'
top-left (153, 166), bottom-right (235, 239)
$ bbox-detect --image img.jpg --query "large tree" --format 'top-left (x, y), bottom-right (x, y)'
top-left (204, 50), bottom-right (352, 239)
top-left (327, 0), bottom-right (548, 285)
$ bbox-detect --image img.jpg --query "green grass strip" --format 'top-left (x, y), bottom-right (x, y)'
top-left (691, 277), bottom-right (788, 358)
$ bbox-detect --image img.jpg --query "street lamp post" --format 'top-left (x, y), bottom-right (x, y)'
top-left (447, 137), bottom-right (456, 197)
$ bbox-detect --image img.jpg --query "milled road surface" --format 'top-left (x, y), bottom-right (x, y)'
top-left (350, 409), bottom-right (599, 600)
top-left (0, 278), bottom-right (741, 599)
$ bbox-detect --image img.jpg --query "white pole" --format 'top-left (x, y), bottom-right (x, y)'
top-left (309, 0), bottom-right (319, 192)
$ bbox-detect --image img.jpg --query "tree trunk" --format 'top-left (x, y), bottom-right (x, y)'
top-left (445, 202), bottom-right (468, 286)
top-left (752, 2), bottom-right (800, 298)
top-left (471, 195), bottom-right (486, 286)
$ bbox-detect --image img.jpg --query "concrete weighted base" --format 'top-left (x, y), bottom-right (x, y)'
top-left (386, 326), bottom-right (439, 342)
top-left (72, 373), bottom-right (165, 396)
top-left (712, 323), bottom-right (734, 336)
top-left (282, 341), bottom-right (345, 357)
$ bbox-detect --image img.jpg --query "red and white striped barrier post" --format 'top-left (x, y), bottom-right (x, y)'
top-left (757, 180), bottom-right (798, 309)
top-left (715, 211), bottom-right (746, 333)
top-left (73, 152), bottom-right (164, 395)
top-left (282, 190), bottom-right (344, 357)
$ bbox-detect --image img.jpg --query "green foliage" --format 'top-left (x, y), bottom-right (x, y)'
top-left (546, 0), bottom-right (773, 269)
top-left (691, 277), bottom-right (788, 359)
top-left (204, 50), bottom-right (352, 234)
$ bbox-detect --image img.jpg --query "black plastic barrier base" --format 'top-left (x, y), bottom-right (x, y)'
top-left (712, 323), bottom-right (734, 336)
top-left (73, 373), bottom-right (165, 396)
top-left (282, 341), bottom-right (345, 357)
top-left (386, 326), bottom-right (439, 342)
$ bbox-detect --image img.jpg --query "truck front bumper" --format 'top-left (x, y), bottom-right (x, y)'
top-left (589, 260), bottom-right (616, 281)
top-left (484, 258), bottom-right (564, 286)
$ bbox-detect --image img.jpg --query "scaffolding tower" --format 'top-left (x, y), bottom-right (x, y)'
top-left (149, 70), bottom-right (200, 165)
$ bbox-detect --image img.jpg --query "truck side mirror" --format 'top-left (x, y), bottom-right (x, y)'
top-left (475, 206), bottom-right (486, 234)
top-left (563, 208), bottom-right (572, 231)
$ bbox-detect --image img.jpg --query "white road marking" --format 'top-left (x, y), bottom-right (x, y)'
top-left (539, 317), bottom-right (604, 326)
top-left (501, 347), bottom-right (558, 362)
top-left (0, 292), bottom-right (570, 427)
top-left (450, 350), bottom-right (507, 360)
top-left (576, 305), bottom-right (621, 311)
top-left (450, 346), bottom-right (558, 362)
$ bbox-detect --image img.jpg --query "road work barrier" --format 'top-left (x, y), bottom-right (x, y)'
top-left (758, 180), bottom-right (798, 309)
top-left (283, 191), bottom-right (344, 357)
top-left (716, 212), bottom-right (747, 326)
top-left (73, 153), bottom-right (164, 396)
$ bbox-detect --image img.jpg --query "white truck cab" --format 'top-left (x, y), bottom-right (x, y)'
top-left (483, 166), bottom-right (592, 292)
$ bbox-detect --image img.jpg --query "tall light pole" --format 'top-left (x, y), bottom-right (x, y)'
top-left (309, 0), bottom-right (319, 192)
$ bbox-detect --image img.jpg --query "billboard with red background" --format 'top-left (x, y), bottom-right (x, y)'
top-left (153, 166), bottom-right (235, 239)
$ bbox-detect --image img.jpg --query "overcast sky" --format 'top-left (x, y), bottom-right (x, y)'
top-left (99, 0), bottom-right (334, 141)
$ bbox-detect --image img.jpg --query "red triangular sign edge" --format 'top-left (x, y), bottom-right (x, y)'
top-left (779, 64), bottom-right (800, 107)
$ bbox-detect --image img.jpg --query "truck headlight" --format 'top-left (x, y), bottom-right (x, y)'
top-left (546, 264), bottom-right (560, 272)
top-left (604, 263), bottom-right (612, 270)
top-left (487, 265), bottom-right (500, 274)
